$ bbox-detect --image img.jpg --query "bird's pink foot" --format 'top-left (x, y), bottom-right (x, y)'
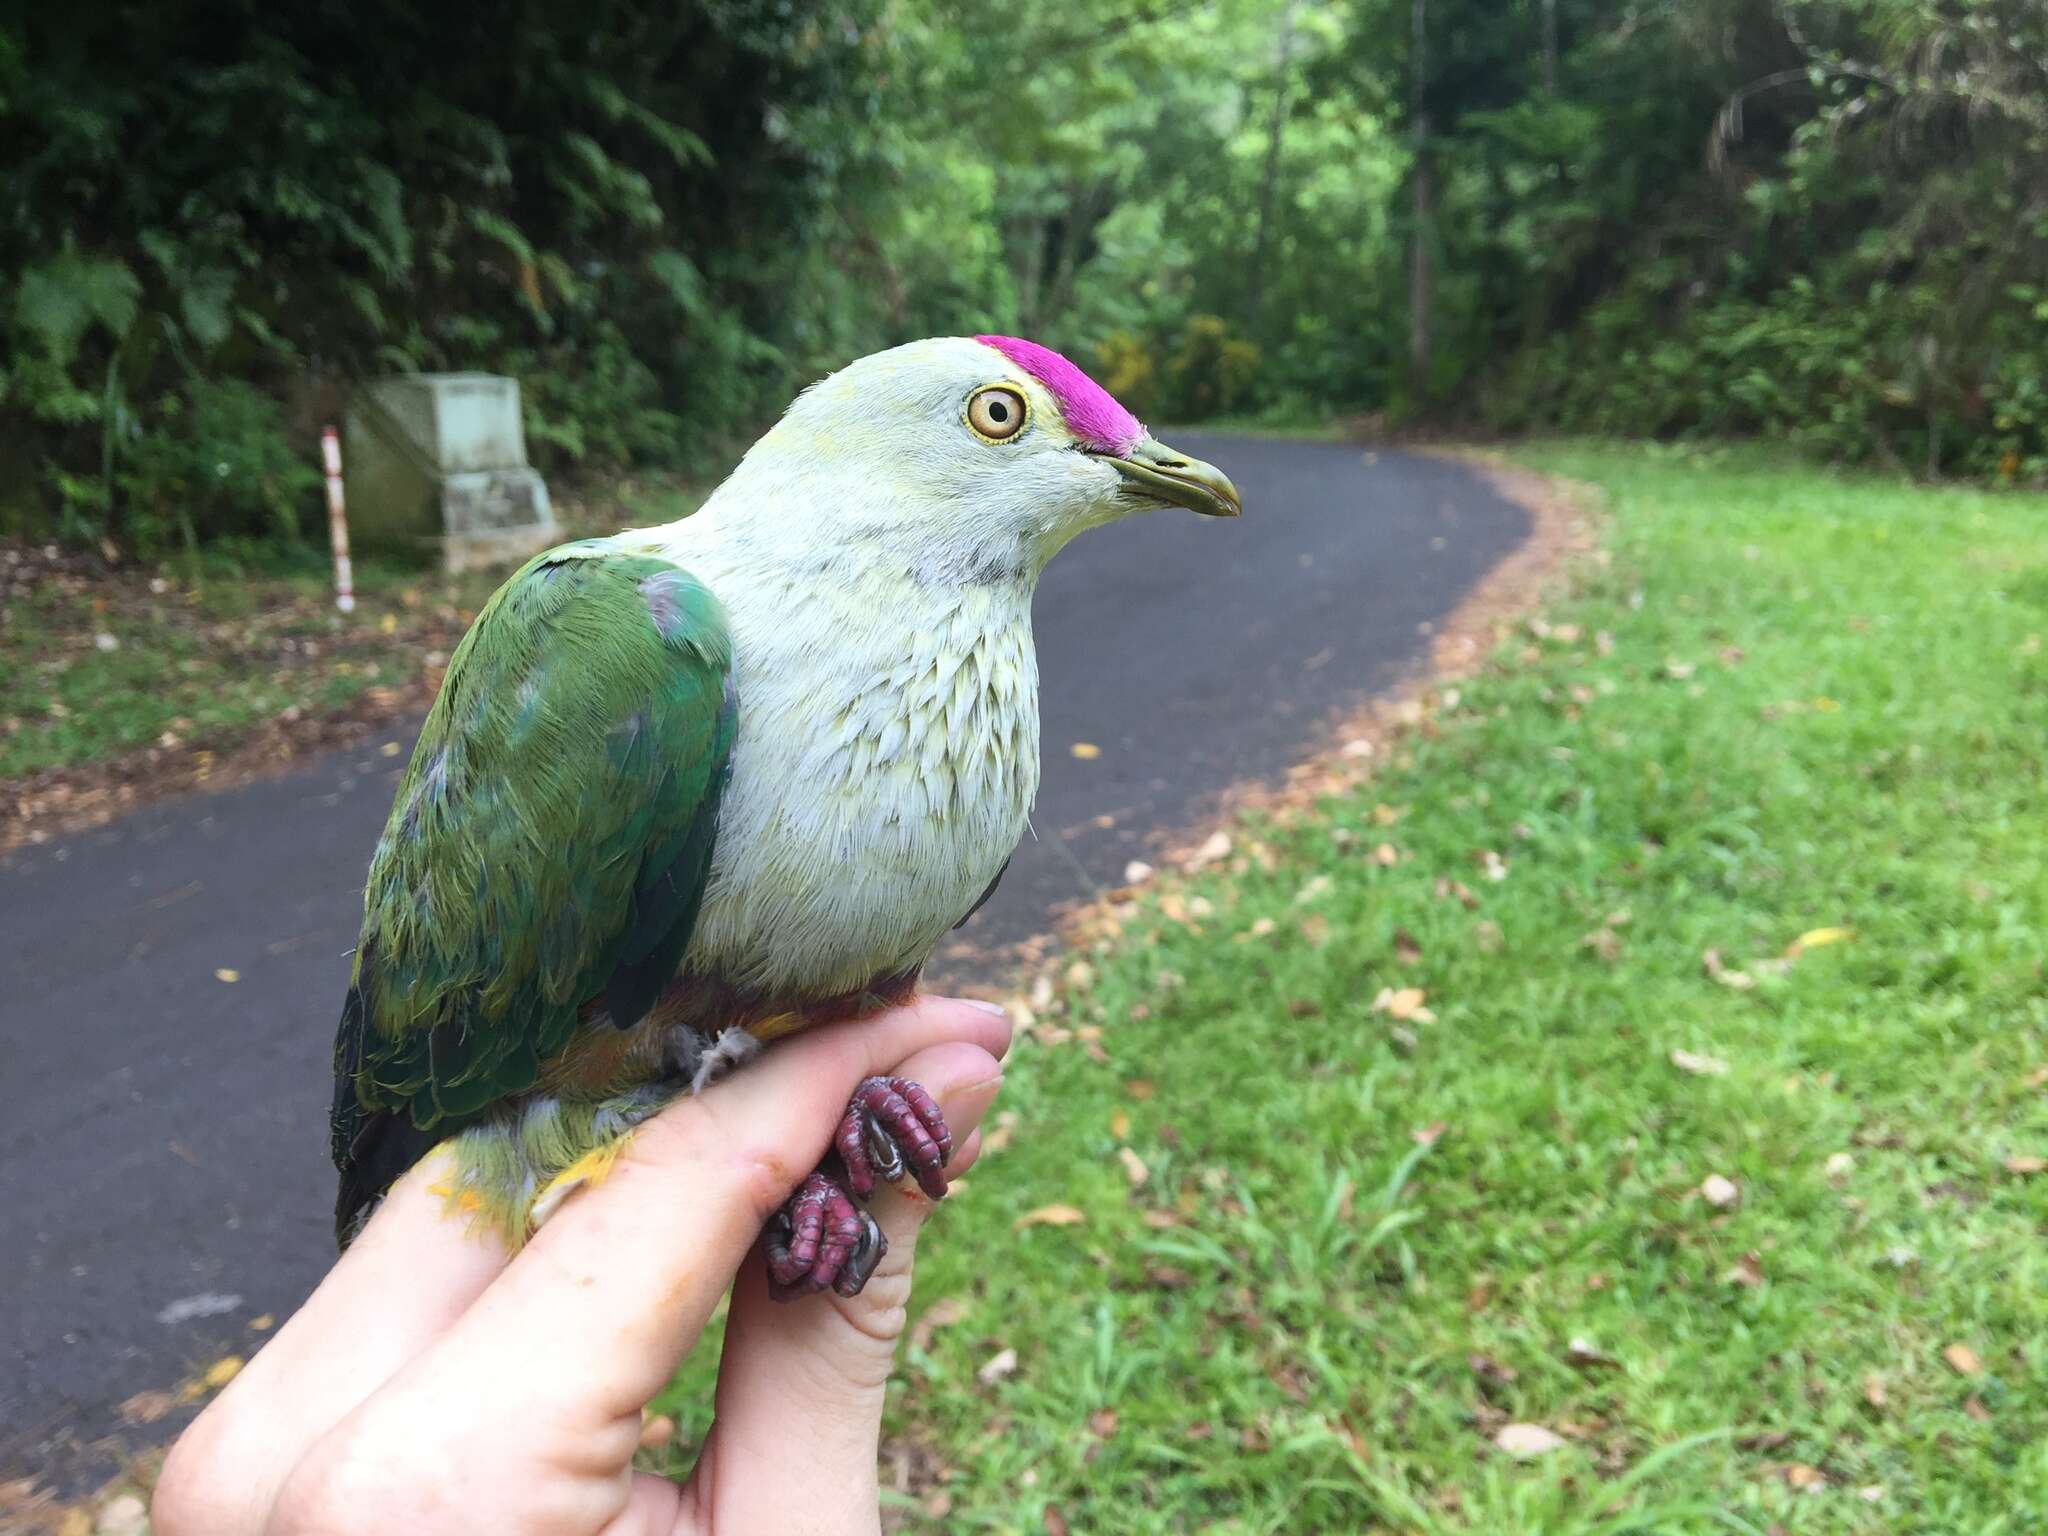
top-left (765, 1076), bottom-right (953, 1302)
top-left (837, 1074), bottom-right (953, 1201)
top-left (765, 1171), bottom-right (885, 1301)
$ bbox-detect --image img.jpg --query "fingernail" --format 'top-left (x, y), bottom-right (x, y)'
top-left (959, 998), bottom-right (1008, 1018)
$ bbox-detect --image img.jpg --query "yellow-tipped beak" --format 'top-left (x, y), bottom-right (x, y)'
top-left (1098, 437), bottom-right (1242, 518)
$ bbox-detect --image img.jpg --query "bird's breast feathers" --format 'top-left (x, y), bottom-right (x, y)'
top-left (666, 538), bottom-right (1039, 1000)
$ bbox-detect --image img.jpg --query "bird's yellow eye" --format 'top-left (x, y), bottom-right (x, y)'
top-left (966, 385), bottom-right (1029, 443)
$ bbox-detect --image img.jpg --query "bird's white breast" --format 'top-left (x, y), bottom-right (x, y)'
top-left (662, 535), bottom-right (1040, 998)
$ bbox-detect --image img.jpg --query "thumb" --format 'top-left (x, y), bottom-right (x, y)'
top-left (691, 1040), bottom-right (1004, 1526)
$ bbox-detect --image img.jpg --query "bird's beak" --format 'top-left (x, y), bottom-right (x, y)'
top-left (1098, 437), bottom-right (1242, 518)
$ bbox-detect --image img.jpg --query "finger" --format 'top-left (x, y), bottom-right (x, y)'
top-left (375, 997), bottom-right (1009, 1444)
top-left (156, 1146), bottom-right (510, 1534)
top-left (693, 1043), bottom-right (1003, 1533)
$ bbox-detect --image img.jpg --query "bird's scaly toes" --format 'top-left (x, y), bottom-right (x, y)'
top-left (765, 1170), bottom-right (885, 1301)
top-left (836, 1074), bottom-right (952, 1201)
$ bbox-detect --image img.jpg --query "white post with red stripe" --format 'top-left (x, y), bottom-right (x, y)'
top-left (321, 425), bottom-right (355, 614)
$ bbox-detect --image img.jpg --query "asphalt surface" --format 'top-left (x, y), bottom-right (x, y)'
top-left (0, 438), bottom-right (1529, 1490)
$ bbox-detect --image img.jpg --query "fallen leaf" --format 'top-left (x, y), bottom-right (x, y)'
top-left (1247, 917), bottom-right (1276, 938)
top-left (93, 1494), bottom-right (148, 1536)
top-left (1144, 1263), bottom-right (1191, 1288)
top-left (2002, 1155), bottom-right (2046, 1176)
top-left (1122, 860), bottom-right (1155, 885)
top-left (977, 1347), bottom-right (1019, 1385)
top-left (638, 1413), bottom-right (675, 1449)
top-left (1393, 928), bottom-right (1422, 965)
top-left (1088, 1408), bottom-right (1118, 1437)
top-left (1700, 1174), bottom-right (1740, 1209)
top-left (214, 967), bottom-right (240, 984)
top-left (1581, 926), bottom-right (1621, 962)
top-left (1118, 1147), bottom-right (1150, 1187)
top-left (1069, 742), bottom-right (1101, 760)
top-left (1825, 1152), bottom-right (1855, 1179)
top-left (1670, 1048), bottom-right (1730, 1077)
top-left (1124, 1078), bottom-right (1156, 1100)
top-left (116, 1390), bottom-right (180, 1425)
top-left (1371, 986), bottom-right (1433, 1022)
top-left (1372, 842), bottom-right (1400, 866)
top-left (1411, 1121), bottom-right (1447, 1146)
top-left (1183, 831), bottom-right (1232, 872)
top-left (1565, 1336), bottom-right (1618, 1370)
top-left (1140, 1210), bottom-right (1182, 1230)
top-left (1469, 1353), bottom-right (1518, 1386)
top-left (1014, 1204), bottom-right (1086, 1230)
top-left (1862, 1373), bottom-right (1887, 1410)
top-left (910, 1295), bottom-right (970, 1352)
top-left (1784, 1463), bottom-right (1827, 1491)
top-left (1702, 949), bottom-right (1754, 990)
top-left (1964, 1395), bottom-right (1992, 1421)
top-left (1042, 1504), bottom-right (1070, 1536)
top-left (1294, 874), bottom-right (1333, 904)
top-left (1725, 1252), bottom-right (1765, 1288)
top-left (1472, 920), bottom-right (1504, 953)
top-left (200, 1355), bottom-right (243, 1390)
top-left (1943, 1343), bottom-right (1982, 1377)
top-left (1493, 1423), bottom-right (1567, 1458)
top-left (1109, 1109), bottom-right (1130, 1138)
top-left (1786, 925), bottom-right (1854, 957)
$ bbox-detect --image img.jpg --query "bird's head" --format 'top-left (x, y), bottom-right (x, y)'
top-left (710, 335), bottom-right (1240, 581)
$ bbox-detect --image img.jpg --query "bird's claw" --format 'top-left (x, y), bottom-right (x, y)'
top-left (765, 1171), bottom-right (886, 1301)
top-left (765, 1075), bottom-right (953, 1302)
top-left (837, 1074), bottom-right (952, 1201)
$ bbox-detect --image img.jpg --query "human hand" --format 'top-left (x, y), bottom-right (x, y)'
top-left (152, 996), bottom-right (1009, 1536)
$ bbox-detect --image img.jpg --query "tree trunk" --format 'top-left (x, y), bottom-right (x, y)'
top-left (1246, 0), bottom-right (1301, 332)
top-left (1015, 214), bottom-right (1046, 335)
top-left (1407, 0), bottom-right (1432, 399)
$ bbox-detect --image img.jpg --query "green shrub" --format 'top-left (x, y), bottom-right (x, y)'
top-left (1091, 331), bottom-right (1158, 421)
top-left (116, 379), bottom-right (319, 561)
top-left (1160, 315), bottom-right (1262, 421)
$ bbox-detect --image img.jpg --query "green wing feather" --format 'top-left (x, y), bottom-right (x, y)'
top-left (330, 538), bottom-right (736, 1239)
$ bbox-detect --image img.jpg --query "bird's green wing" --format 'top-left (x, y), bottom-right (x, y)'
top-left (330, 539), bottom-right (736, 1237)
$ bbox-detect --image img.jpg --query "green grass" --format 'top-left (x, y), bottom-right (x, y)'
top-left (0, 477), bottom-right (701, 783)
top-left (0, 547), bottom-right (496, 781)
top-left (650, 441), bottom-right (2048, 1531)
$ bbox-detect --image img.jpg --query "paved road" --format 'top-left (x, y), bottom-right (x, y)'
top-left (0, 439), bottom-right (1528, 1489)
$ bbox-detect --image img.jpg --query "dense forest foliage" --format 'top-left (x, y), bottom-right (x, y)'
top-left (3, 0), bottom-right (2042, 554)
